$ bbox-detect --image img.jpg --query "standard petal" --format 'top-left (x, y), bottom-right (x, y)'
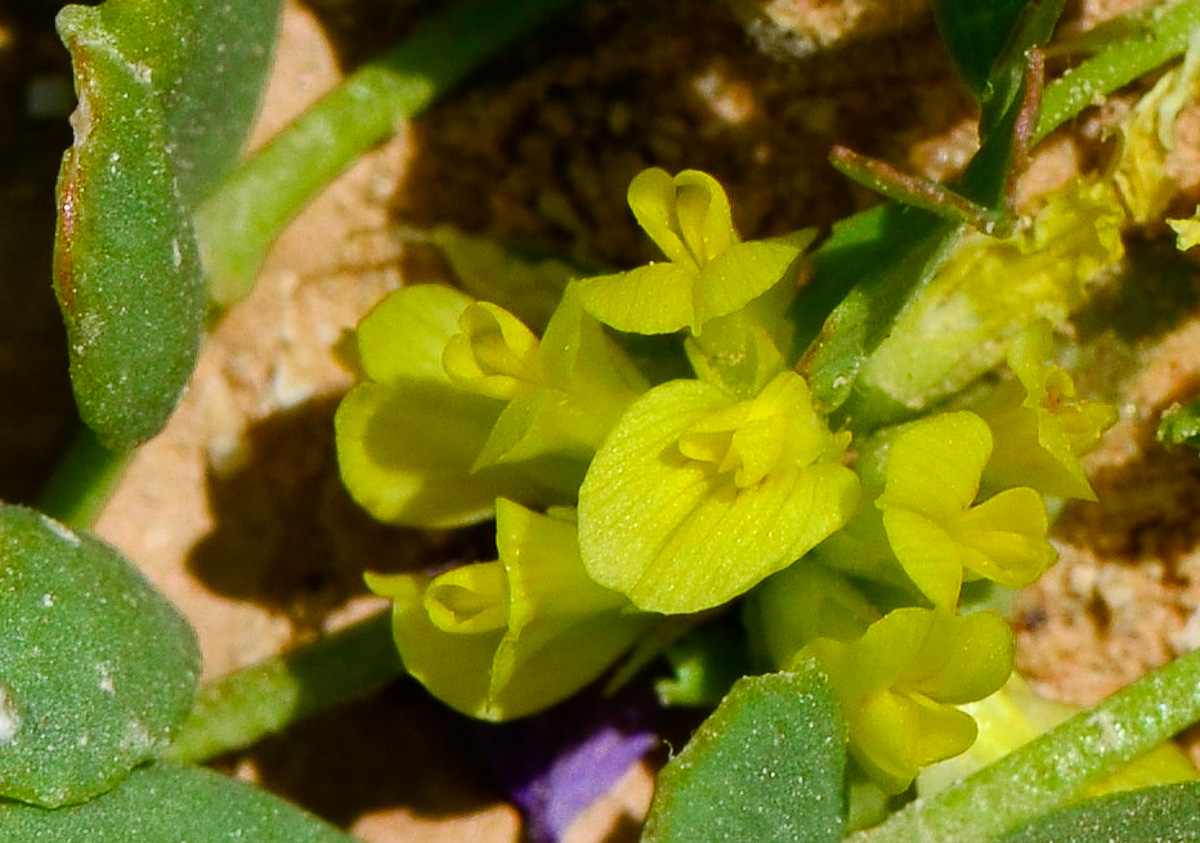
top-left (692, 230), bottom-right (815, 328)
top-left (879, 412), bottom-right (992, 519)
top-left (577, 262), bottom-right (696, 335)
top-left (579, 379), bottom-right (859, 613)
top-left (335, 381), bottom-right (502, 527)
top-left (335, 381), bottom-right (574, 527)
top-left (354, 284), bottom-right (476, 385)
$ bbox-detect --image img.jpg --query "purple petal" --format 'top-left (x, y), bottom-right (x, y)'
top-left (474, 685), bottom-right (660, 843)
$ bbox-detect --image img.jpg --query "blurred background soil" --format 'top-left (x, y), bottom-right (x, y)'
top-left (5, 0), bottom-right (1200, 840)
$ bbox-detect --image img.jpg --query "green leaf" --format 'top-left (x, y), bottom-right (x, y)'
top-left (799, 2), bottom-right (1065, 421)
top-left (0, 505), bottom-right (199, 807)
top-left (65, 0), bottom-right (283, 207)
top-left (932, 0), bottom-right (1029, 99)
top-left (998, 782), bottom-right (1200, 843)
top-left (1036, 0), bottom-right (1200, 145)
top-left (54, 12), bottom-right (204, 449)
top-left (1159, 398), bottom-right (1200, 449)
top-left (53, 0), bottom-right (283, 447)
top-left (798, 208), bottom-right (960, 415)
top-left (640, 667), bottom-right (846, 843)
top-left (0, 762), bottom-right (358, 842)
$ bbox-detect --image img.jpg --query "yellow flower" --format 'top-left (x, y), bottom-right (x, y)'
top-left (366, 500), bottom-right (654, 721)
top-left (801, 607), bottom-right (1013, 793)
top-left (875, 412), bottom-right (1056, 609)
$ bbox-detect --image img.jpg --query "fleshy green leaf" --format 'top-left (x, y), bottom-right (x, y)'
top-left (640, 668), bottom-right (846, 843)
top-left (367, 501), bottom-right (653, 721)
top-left (53, 0), bottom-right (283, 447)
top-left (998, 782), bottom-right (1200, 843)
top-left (54, 13), bottom-right (203, 449)
top-left (0, 505), bottom-right (199, 807)
top-left (578, 373), bottom-right (859, 614)
top-left (62, 0), bottom-right (283, 208)
top-left (0, 762), bottom-right (358, 841)
top-left (920, 675), bottom-right (1199, 799)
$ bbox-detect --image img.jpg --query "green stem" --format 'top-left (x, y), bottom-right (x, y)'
top-left (850, 647), bottom-right (1200, 843)
top-left (198, 0), bottom-right (583, 305)
top-left (35, 425), bottom-right (131, 530)
top-left (1035, 0), bottom-right (1200, 143)
top-left (165, 609), bottom-right (403, 765)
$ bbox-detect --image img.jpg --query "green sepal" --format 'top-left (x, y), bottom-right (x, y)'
top-left (578, 372), bottom-right (859, 614)
top-left (744, 563), bottom-right (877, 671)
